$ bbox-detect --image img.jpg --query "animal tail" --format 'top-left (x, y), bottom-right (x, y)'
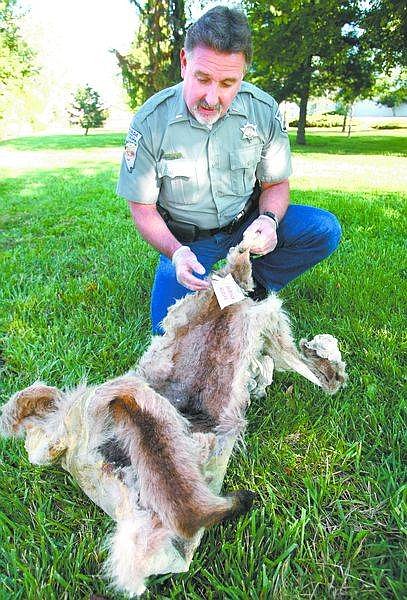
top-left (109, 384), bottom-right (255, 538)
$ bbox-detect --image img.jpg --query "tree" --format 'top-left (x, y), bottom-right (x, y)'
top-left (0, 0), bottom-right (38, 131)
top-left (245, 0), bottom-right (370, 144)
top-left (334, 1), bottom-right (406, 131)
top-left (0, 0), bottom-right (36, 86)
top-left (68, 85), bottom-right (108, 135)
top-left (114, 0), bottom-right (187, 109)
top-left (333, 47), bottom-right (377, 135)
top-left (361, 0), bottom-right (407, 71)
top-left (373, 69), bottom-right (407, 114)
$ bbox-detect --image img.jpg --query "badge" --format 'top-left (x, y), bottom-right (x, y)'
top-left (123, 127), bottom-right (141, 172)
top-left (240, 122), bottom-right (259, 141)
top-left (124, 142), bottom-right (138, 172)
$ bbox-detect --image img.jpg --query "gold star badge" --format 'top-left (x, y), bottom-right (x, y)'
top-left (240, 122), bottom-right (259, 141)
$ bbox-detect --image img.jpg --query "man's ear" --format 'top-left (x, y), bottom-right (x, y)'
top-left (180, 47), bottom-right (187, 79)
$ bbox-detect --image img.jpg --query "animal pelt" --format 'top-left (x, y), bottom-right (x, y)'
top-left (0, 243), bottom-right (346, 597)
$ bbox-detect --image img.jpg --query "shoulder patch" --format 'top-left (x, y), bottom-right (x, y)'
top-left (239, 81), bottom-right (277, 109)
top-left (126, 126), bottom-right (142, 145)
top-left (274, 108), bottom-right (288, 133)
top-left (133, 84), bottom-right (179, 125)
top-left (123, 128), bottom-right (142, 172)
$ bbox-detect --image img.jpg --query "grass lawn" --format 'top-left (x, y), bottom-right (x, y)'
top-left (0, 130), bottom-right (406, 599)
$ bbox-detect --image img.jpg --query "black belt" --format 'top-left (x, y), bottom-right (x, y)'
top-left (157, 182), bottom-right (261, 244)
top-left (195, 199), bottom-right (255, 238)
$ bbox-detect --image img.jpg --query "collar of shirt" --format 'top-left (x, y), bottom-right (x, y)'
top-left (167, 82), bottom-right (249, 128)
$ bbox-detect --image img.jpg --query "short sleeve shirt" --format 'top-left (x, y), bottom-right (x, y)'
top-left (116, 81), bottom-right (292, 229)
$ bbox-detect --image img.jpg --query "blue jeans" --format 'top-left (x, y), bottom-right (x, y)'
top-left (151, 205), bottom-right (341, 335)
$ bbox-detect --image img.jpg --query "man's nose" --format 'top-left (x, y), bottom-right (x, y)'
top-left (205, 83), bottom-right (220, 107)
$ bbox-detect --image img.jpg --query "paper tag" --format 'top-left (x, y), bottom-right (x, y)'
top-left (211, 274), bottom-right (245, 310)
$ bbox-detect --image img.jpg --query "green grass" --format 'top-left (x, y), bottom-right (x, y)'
top-left (289, 130), bottom-right (407, 156)
top-left (0, 133), bottom-right (126, 151)
top-left (1, 131), bottom-right (406, 599)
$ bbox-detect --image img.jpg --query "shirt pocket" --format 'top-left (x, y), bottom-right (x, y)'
top-left (229, 144), bottom-right (263, 195)
top-left (157, 158), bottom-right (198, 205)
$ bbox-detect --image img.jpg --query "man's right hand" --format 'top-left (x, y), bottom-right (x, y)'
top-left (171, 246), bottom-right (210, 291)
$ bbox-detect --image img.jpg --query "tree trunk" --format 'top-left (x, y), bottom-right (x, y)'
top-left (296, 89), bottom-right (309, 145)
top-left (85, 128), bottom-right (89, 136)
top-left (282, 100), bottom-right (288, 129)
top-left (169, 0), bottom-right (185, 83)
top-left (341, 113), bottom-right (347, 133)
top-left (347, 105), bottom-right (353, 138)
top-left (296, 57), bottom-right (312, 145)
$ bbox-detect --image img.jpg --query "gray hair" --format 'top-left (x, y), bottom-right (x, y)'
top-left (185, 6), bottom-right (252, 67)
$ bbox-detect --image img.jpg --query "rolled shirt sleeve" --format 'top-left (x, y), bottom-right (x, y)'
top-left (256, 104), bottom-right (292, 184)
top-left (116, 119), bottom-right (160, 204)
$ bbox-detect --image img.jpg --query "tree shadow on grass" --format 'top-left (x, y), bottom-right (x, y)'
top-left (1, 131), bottom-right (406, 157)
top-left (1, 163), bottom-right (405, 600)
top-left (0, 162), bottom-right (119, 204)
top-left (1, 164), bottom-right (405, 245)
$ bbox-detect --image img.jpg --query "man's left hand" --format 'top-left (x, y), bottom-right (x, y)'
top-left (242, 215), bottom-right (278, 255)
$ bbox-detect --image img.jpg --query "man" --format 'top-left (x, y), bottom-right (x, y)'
top-left (117, 6), bottom-right (341, 335)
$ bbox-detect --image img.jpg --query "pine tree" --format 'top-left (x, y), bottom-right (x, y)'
top-left (114, 0), bottom-right (186, 109)
top-left (68, 85), bottom-right (108, 135)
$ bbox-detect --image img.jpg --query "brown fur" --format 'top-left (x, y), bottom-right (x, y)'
top-left (0, 242), bottom-right (347, 597)
top-left (14, 385), bottom-right (59, 425)
top-left (221, 246), bottom-right (254, 291)
top-left (299, 344), bottom-right (347, 392)
top-left (171, 306), bottom-right (244, 422)
top-left (110, 391), bottom-right (253, 538)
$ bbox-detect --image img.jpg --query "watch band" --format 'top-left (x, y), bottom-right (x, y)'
top-left (261, 211), bottom-right (279, 229)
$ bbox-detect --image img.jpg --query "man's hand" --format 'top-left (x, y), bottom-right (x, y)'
top-left (242, 215), bottom-right (278, 255)
top-left (172, 246), bottom-right (210, 291)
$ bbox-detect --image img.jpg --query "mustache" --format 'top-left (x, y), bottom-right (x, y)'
top-left (197, 100), bottom-right (221, 111)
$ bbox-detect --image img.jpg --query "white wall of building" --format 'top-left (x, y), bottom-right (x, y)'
top-left (353, 100), bottom-right (407, 117)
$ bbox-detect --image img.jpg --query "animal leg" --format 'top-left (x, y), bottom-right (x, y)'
top-left (0, 383), bottom-right (64, 436)
top-left (104, 513), bottom-right (175, 598)
top-left (257, 298), bottom-right (346, 392)
top-left (300, 335), bottom-right (347, 394)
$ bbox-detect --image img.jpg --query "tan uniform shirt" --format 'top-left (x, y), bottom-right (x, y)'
top-left (117, 81), bottom-right (292, 229)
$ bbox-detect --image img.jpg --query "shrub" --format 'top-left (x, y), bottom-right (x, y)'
top-left (371, 122), bottom-right (405, 129)
top-left (289, 114), bottom-right (343, 128)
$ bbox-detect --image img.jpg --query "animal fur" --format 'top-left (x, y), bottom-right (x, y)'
top-left (0, 242), bottom-right (347, 597)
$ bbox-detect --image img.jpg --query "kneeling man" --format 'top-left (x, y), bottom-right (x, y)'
top-left (117, 6), bottom-right (341, 334)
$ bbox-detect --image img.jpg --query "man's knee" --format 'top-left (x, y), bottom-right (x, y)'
top-left (316, 210), bottom-right (342, 257)
top-left (151, 256), bottom-right (190, 336)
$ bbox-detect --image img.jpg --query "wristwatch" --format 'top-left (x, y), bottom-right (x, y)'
top-left (261, 211), bottom-right (279, 229)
